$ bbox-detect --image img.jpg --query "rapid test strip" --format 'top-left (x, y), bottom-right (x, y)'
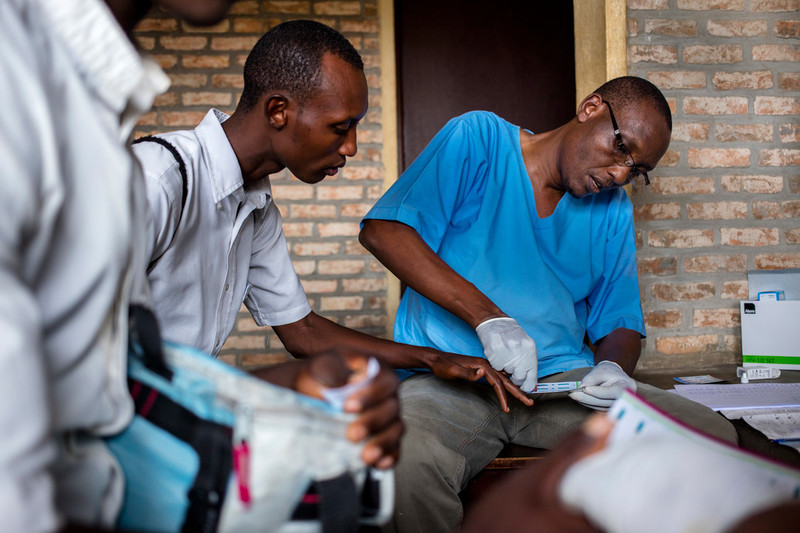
top-left (529, 381), bottom-right (582, 393)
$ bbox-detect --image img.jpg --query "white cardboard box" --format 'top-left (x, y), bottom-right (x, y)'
top-left (740, 300), bottom-right (800, 370)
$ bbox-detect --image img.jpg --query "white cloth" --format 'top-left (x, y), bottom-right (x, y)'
top-left (0, 0), bottom-right (168, 530)
top-left (134, 110), bottom-right (312, 356)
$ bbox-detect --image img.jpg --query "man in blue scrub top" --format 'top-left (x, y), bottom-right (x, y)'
top-left (359, 76), bottom-right (738, 532)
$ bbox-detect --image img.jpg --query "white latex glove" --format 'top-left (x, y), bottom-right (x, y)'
top-left (475, 317), bottom-right (538, 392)
top-left (568, 360), bottom-right (636, 410)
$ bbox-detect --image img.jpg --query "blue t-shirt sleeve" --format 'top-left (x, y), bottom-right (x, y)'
top-left (363, 113), bottom-right (490, 251)
top-left (585, 191), bottom-right (645, 342)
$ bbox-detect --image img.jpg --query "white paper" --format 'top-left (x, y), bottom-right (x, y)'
top-left (673, 383), bottom-right (800, 411)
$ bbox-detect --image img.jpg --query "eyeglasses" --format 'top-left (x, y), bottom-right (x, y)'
top-left (602, 99), bottom-right (650, 186)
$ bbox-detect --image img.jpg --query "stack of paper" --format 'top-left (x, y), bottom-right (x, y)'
top-left (673, 383), bottom-right (800, 446)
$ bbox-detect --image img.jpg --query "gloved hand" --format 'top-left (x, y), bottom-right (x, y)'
top-left (569, 360), bottom-right (636, 410)
top-left (475, 317), bottom-right (538, 392)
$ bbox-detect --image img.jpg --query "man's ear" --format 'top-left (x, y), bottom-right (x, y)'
top-left (576, 93), bottom-right (603, 123)
top-left (264, 94), bottom-right (289, 130)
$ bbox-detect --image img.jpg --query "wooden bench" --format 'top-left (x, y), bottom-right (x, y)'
top-left (459, 444), bottom-right (547, 508)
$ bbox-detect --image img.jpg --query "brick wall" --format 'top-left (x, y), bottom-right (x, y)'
top-left (134, 2), bottom-right (799, 372)
top-left (133, 1), bottom-right (384, 371)
top-left (627, 0), bottom-right (800, 369)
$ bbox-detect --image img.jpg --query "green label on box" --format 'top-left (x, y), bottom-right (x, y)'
top-left (743, 355), bottom-right (800, 365)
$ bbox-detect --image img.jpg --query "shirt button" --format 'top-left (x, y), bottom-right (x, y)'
top-left (224, 283), bottom-right (229, 291)
top-left (217, 203), bottom-right (222, 210)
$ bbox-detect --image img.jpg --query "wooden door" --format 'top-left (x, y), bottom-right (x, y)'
top-left (395, 0), bottom-right (576, 169)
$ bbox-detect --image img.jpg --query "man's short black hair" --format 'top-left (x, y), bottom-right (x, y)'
top-left (594, 76), bottom-right (672, 131)
top-left (237, 20), bottom-right (364, 112)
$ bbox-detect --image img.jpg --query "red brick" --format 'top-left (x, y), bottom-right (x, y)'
top-left (712, 71), bottom-right (773, 90)
top-left (282, 223), bottom-right (313, 238)
top-left (628, 18), bottom-right (639, 36)
top-left (182, 55), bottom-right (230, 68)
top-left (759, 149), bottom-right (800, 166)
top-left (657, 149), bottom-right (681, 167)
top-left (638, 256), bottom-right (678, 276)
top-left (168, 73), bottom-right (208, 88)
top-left (753, 200), bottom-right (800, 219)
top-left (720, 174), bottom-right (784, 193)
top-left (684, 96), bottom-right (748, 114)
top-left (752, 45), bottom-right (800, 61)
top-left (301, 279), bottom-right (338, 293)
top-left (634, 203), bottom-right (681, 221)
top-left (150, 54), bottom-right (178, 69)
top-left (153, 92), bottom-right (178, 107)
top-left (340, 203), bottom-right (373, 218)
top-left (751, 0), bottom-right (800, 11)
top-left (687, 201), bottom-right (748, 219)
top-left (688, 148), bottom-right (750, 168)
top-left (273, 184), bottom-right (313, 200)
top-left (655, 334), bottom-right (719, 355)
top-left (160, 36), bottom-right (208, 50)
top-left (683, 254), bottom-right (748, 272)
top-left (318, 222), bottom-right (360, 237)
top-left (135, 112), bottom-right (158, 127)
top-left (316, 185), bottom-right (364, 200)
top-left (341, 166), bottom-right (382, 181)
top-left (645, 19), bottom-right (698, 37)
top-left (648, 71), bottom-right (706, 89)
top-left (645, 309), bottom-right (682, 328)
top-left (181, 91), bottom-right (232, 107)
top-left (780, 123), bottom-right (800, 143)
top-left (683, 45), bottom-right (743, 64)
top-left (676, 0), bottom-right (744, 8)
top-left (339, 20), bottom-right (380, 33)
top-left (317, 260), bottom-right (365, 275)
top-left (211, 36), bottom-right (260, 51)
top-left (293, 242), bottom-right (340, 256)
top-left (161, 111), bottom-right (207, 127)
top-left (714, 123), bottom-right (773, 142)
top-left (778, 72), bottom-right (800, 91)
top-left (292, 260), bottom-right (316, 276)
top-left (629, 0), bottom-right (669, 8)
top-left (722, 280), bottom-right (748, 299)
top-left (706, 20), bottom-right (767, 37)
top-left (264, 1), bottom-right (312, 13)
top-left (342, 277), bottom-right (386, 292)
top-left (211, 74), bottom-right (244, 88)
top-left (785, 229), bottom-right (800, 244)
top-left (313, 2), bottom-right (362, 15)
top-left (693, 308), bottom-right (740, 328)
top-left (291, 204), bottom-right (337, 219)
top-left (232, 19), bottom-right (271, 33)
top-left (648, 229), bottom-right (715, 248)
top-left (650, 177), bottom-right (716, 194)
top-left (775, 20), bottom-right (800, 38)
top-left (789, 175), bottom-right (800, 193)
top-left (720, 227), bottom-right (780, 246)
top-left (754, 96), bottom-right (800, 115)
top-left (628, 45), bottom-right (678, 64)
top-left (754, 253), bottom-right (800, 269)
top-left (228, 2), bottom-right (260, 15)
top-left (136, 18), bottom-right (179, 32)
top-left (671, 122), bottom-right (710, 142)
top-left (182, 20), bottom-right (230, 33)
top-left (320, 296), bottom-right (364, 311)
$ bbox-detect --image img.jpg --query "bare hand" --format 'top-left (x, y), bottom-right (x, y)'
top-left (460, 414), bottom-right (611, 533)
top-left (429, 353), bottom-right (534, 413)
top-left (295, 352), bottom-right (403, 469)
